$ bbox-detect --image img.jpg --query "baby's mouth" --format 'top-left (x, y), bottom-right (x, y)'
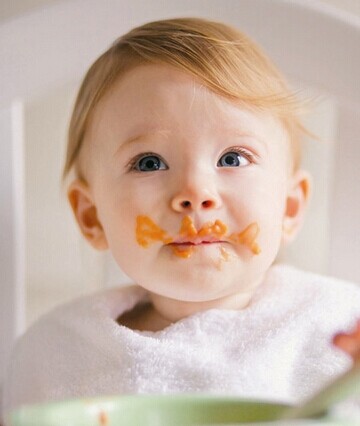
top-left (170, 236), bottom-right (227, 246)
top-left (173, 241), bottom-right (219, 245)
top-left (135, 215), bottom-right (261, 258)
top-left (167, 239), bottom-right (227, 259)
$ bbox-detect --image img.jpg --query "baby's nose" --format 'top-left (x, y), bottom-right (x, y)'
top-left (171, 191), bottom-right (221, 212)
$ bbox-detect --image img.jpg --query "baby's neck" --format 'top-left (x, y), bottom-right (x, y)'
top-left (149, 290), bottom-right (254, 325)
top-left (118, 282), bottom-right (263, 332)
top-left (117, 302), bottom-right (171, 332)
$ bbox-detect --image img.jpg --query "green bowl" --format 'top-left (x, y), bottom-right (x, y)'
top-left (6, 394), bottom-right (347, 426)
top-left (8, 395), bottom-right (287, 426)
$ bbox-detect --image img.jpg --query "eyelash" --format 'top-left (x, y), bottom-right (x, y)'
top-left (126, 147), bottom-right (256, 172)
top-left (126, 152), bottom-right (164, 172)
top-left (223, 146), bottom-right (256, 163)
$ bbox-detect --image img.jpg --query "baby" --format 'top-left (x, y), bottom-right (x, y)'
top-left (2, 16), bottom-right (360, 422)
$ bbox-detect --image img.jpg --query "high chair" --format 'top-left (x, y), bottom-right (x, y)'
top-left (0, 0), bottom-right (359, 422)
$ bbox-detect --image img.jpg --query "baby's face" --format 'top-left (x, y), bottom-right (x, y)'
top-left (80, 64), bottom-right (299, 302)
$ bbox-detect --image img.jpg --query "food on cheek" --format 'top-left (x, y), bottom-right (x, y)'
top-left (135, 215), bottom-right (261, 258)
top-left (229, 223), bottom-right (261, 255)
top-left (136, 216), bottom-right (173, 248)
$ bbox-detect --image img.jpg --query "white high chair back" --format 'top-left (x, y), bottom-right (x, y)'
top-left (1, 0), bottom-right (359, 418)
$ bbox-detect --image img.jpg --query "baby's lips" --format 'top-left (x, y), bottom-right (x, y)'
top-left (169, 233), bottom-right (228, 245)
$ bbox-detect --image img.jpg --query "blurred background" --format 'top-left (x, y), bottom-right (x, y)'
top-left (1, 1), bottom-right (359, 394)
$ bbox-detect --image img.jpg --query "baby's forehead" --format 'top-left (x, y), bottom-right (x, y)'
top-left (91, 64), bottom-right (288, 145)
top-left (80, 65), bottom-right (293, 182)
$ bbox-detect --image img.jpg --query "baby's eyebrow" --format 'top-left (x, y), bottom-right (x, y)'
top-left (113, 126), bottom-right (267, 157)
top-left (219, 128), bottom-right (268, 150)
top-left (219, 127), bottom-right (260, 140)
top-left (114, 128), bottom-right (172, 156)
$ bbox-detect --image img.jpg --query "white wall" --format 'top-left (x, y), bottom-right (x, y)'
top-left (1, 0), bottom-right (360, 25)
top-left (329, 103), bottom-right (360, 281)
top-left (278, 92), bottom-right (338, 274)
top-left (0, 102), bottom-right (25, 384)
top-left (319, 0), bottom-right (360, 17)
top-left (24, 84), bottom-right (106, 325)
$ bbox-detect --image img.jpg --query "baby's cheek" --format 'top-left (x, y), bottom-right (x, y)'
top-left (228, 222), bottom-right (261, 255)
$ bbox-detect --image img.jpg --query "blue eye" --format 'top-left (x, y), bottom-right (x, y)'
top-left (133, 154), bottom-right (168, 172)
top-left (217, 150), bottom-right (251, 167)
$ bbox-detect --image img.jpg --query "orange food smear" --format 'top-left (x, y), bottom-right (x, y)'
top-left (198, 219), bottom-right (228, 237)
top-left (172, 216), bottom-right (228, 259)
top-left (229, 222), bottom-right (261, 255)
top-left (179, 215), bottom-right (197, 237)
top-left (136, 216), bottom-right (172, 247)
top-left (171, 245), bottom-right (194, 258)
top-left (220, 246), bottom-right (231, 262)
top-left (136, 215), bottom-right (261, 257)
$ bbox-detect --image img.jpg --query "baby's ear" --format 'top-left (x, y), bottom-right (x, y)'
top-left (281, 169), bottom-right (312, 245)
top-left (67, 179), bottom-right (109, 251)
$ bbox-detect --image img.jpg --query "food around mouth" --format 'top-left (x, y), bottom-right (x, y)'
top-left (135, 215), bottom-right (261, 258)
top-left (170, 245), bottom-right (195, 258)
top-left (229, 223), bottom-right (261, 255)
top-left (136, 216), bottom-right (173, 248)
top-left (179, 215), bottom-right (197, 237)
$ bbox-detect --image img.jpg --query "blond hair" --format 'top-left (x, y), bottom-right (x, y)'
top-left (62, 17), bottom-right (310, 185)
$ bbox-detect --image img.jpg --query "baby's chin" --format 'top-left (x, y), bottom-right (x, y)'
top-left (146, 287), bottom-right (255, 321)
top-left (142, 277), bottom-right (254, 304)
